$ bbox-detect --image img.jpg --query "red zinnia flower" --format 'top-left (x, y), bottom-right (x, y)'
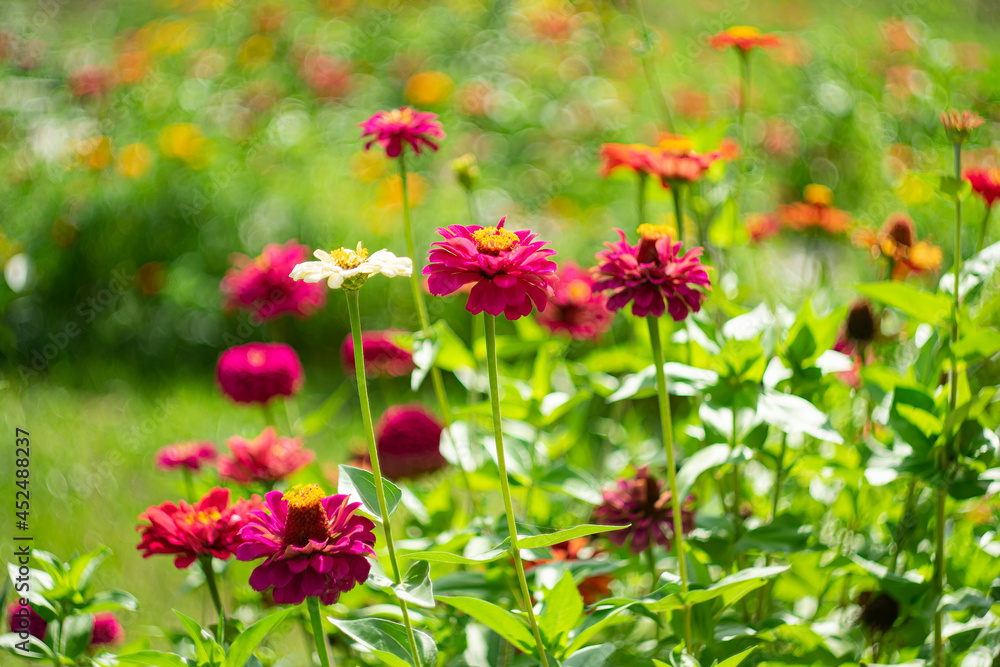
top-left (964, 167), bottom-right (1000, 209)
top-left (598, 143), bottom-right (657, 178)
top-left (709, 26), bottom-right (781, 52)
top-left (222, 242), bottom-right (326, 323)
top-left (593, 226), bottom-right (711, 320)
top-left (90, 613), bottom-right (124, 647)
top-left (360, 107), bottom-right (445, 158)
top-left (778, 184), bottom-right (852, 235)
top-left (593, 466), bottom-right (695, 555)
top-left (7, 602), bottom-right (47, 640)
top-left (424, 216), bottom-right (558, 320)
top-left (523, 537), bottom-right (614, 605)
top-left (136, 487), bottom-right (263, 569)
top-left (535, 263), bottom-right (613, 340)
top-left (155, 441), bottom-right (217, 473)
top-left (218, 427), bottom-right (315, 486)
top-left (373, 404), bottom-right (447, 480)
top-left (642, 134), bottom-right (721, 187)
top-left (340, 330), bottom-right (415, 379)
top-left (216, 343), bottom-right (304, 405)
top-left (236, 484), bottom-right (376, 605)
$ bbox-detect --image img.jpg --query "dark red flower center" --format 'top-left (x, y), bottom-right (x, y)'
top-left (282, 484), bottom-right (331, 546)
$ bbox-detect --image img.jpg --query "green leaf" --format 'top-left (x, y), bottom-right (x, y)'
top-left (402, 538), bottom-right (511, 564)
top-left (756, 389), bottom-right (843, 443)
top-left (676, 444), bottom-right (733, 499)
top-left (330, 617), bottom-right (438, 667)
top-left (117, 650), bottom-right (190, 667)
top-left (645, 565), bottom-right (789, 611)
top-left (59, 614), bottom-right (94, 658)
top-left (856, 282), bottom-right (952, 325)
top-left (566, 603), bottom-right (638, 653)
top-left (409, 322), bottom-right (476, 390)
top-left (734, 515), bottom-right (812, 553)
top-left (0, 632), bottom-right (55, 659)
top-left (607, 363), bottom-right (718, 402)
top-left (539, 572), bottom-right (583, 644)
top-left (563, 643), bottom-right (616, 667)
top-left (66, 546), bottom-right (110, 592)
top-left (174, 610), bottom-right (223, 665)
top-left (435, 596), bottom-right (535, 653)
top-left (223, 608), bottom-right (291, 667)
top-left (951, 328), bottom-right (1000, 360)
top-left (716, 646), bottom-right (757, 667)
top-left (394, 561), bottom-right (434, 609)
top-left (337, 465), bottom-right (401, 522)
top-left (940, 239), bottom-right (1000, 301)
top-left (517, 525), bottom-right (629, 550)
top-left (79, 589), bottom-right (139, 614)
top-left (937, 175), bottom-right (972, 201)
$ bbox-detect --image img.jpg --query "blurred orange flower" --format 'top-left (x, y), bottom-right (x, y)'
top-left (117, 143), bottom-right (154, 179)
top-left (404, 71), bottom-right (454, 107)
top-left (598, 143), bottom-right (656, 178)
top-left (377, 173), bottom-right (426, 208)
top-left (745, 213), bottom-right (781, 243)
top-left (349, 150), bottom-right (387, 183)
top-left (71, 136), bottom-right (113, 170)
top-left (778, 185), bottom-right (851, 235)
top-left (880, 18), bottom-right (919, 54)
top-left (116, 50), bottom-right (150, 85)
top-left (709, 26), bottom-right (780, 53)
top-left (853, 212), bottom-right (942, 280)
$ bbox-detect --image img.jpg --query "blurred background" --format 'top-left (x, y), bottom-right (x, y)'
top-left (1, 0), bottom-right (999, 644)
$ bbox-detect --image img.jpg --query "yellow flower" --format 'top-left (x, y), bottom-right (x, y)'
top-left (149, 20), bottom-right (197, 55)
top-left (117, 143), bottom-right (154, 179)
top-left (72, 136), bottom-right (113, 170)
top-left (404, 71), bottom-right (454, 107)
top-left (803, 184), bottom-right (834, 207)
top-left (159, 123), bottom-right (210, 168)
top-left (377, 173), bottom-right (426, 209)
top-left (238, 35), bottom-right (274, 69)
top-left (349, 150), bottom-right (387, 183)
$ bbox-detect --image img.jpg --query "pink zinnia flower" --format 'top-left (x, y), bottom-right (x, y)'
top-left (965, 167), bottom-right (1000, 209)
top-left (155, 441), bottom-right (217, 473)
top-left (221, 242), bottom-right (326, 323)
top-left (360, 107), bottom-right (445, 158)
top-left (136, 487), bottom-right (263, 569)
top-left (218, 427), bottom-right (315, 486)
top-left (424, 216), bottom-right (558, 320)
top-left (216, 343), bottom-right (304, 405)
top-left (593, 466), bottom-right (695, 554)
top-left (236, 484), bottom-right (377, 605)
top-left (375, 404), bottom-right (447, 480)
top-left (90, 613), bottom-right (124, 647)
top-left (535, 263), bottom-right (613, 340)
top-left (7, 602), bottom-right (47, 640)
top-left (593, 226), bottom-right (711, 320)
top-left (299, 52), bottom-right (352, 101)
top-left (340, 330), bottom-right (415, 378)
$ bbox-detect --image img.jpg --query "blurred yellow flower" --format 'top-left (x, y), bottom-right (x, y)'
top-left (149, 20), bottom-right (197, 55)
top-left (239, 35), bottom-right (274, 69)
top-left (117, 143), bottom-right (154, 179)
top-left (159, 123), bottom-right (210, 168)
top-left (895, 171), bottom-right (934, 205)
top-left (404, 71), bottom-right (454, 107)
top-left (803, 184), bottom-right (833, 207)
top-left (350, 150), bottom-right (387, 183)
top-left (71, 136), bottom-right (113, 170)
top-left (377, 173), bottom-right (426, 209)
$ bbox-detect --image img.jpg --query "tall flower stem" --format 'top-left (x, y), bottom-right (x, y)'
top-left (754, 433), bottom-right (787, 622)
top-left (484, 314), bottom-right (550, 667)
top-left (198, 556), bottom-right (224, 621)
top-left (888, 477), bottom-right (917, 574)
top-left (182, 469), bottom-right (195, 500)
top-left (306, 597), bottom-right (334, 667)
top-left (672, 183), bottom-right (685, 246)
top-left (637, 172), bottom-right (648, 228)
top-left (977, 206), bottom-right (991, 253)
top-left (346, 290), bottom-right (423, 667)
top-left (399, 153), bottom-right (480, 517)
top-left (629, 0), bottom-right (674, 131)
top-left (646, 315), bottom-right (693, 655)
top-left (735, 50), bottom-right (751, 238)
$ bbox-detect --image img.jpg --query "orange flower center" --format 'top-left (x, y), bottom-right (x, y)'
top-left (727, 26), bottom-right (762, 39)
top-left (184, 509), bottom-right (222, 525)
top-left (637, 223), bottom-right (677, 242)
top-left (473, 226), bottom-right (519, 255)
top-left (282, 484), bottom-right (330, 547)
top-left (247, 350), bottom-right (266, 367)
top-left (386, 108), bottom-right (415, 125)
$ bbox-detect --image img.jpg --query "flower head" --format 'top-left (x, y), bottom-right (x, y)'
top-left (857, 591), bottom-right (900, 635)
top-left (340, 330), bottom-right (415, 378)
top-left (593, 467), bottom-right (695, 554)
top-left (593, 227), bottom-right (711, 320)
top-left (69, 64), bottom-right (115, 99)
top-left (833, 300), bottom-right (880, 388)
top-left (940, 109), bottom-right (985, 144)
top-left (360, 107), bottom-right (445, 158)
top-left (7, 602), bottom-right (47, 640)
top-left (289, 242), bottom-right (412, 291)
top-left (644, 134), bottom-right (722, 186)
top-left (222, 242), bottom-right (326, 322)
top-left (745, 213), bottom-right (782, 243)
top-left (709, 26), bottom-right (781, 52)
top-left (598, 143), bottom-right (657, 178)
top-left (853, 212), bottom-right (942, 279)
top-left (155, 441), bottom-right (217, 473)
top-left (216, 343), bottom-right (304, 405)
top-left (451, 153), bottom-right (480, 191)
top-left (218, 427), bottom-right (314, 486)
top-left (778, 184), bottom-right (852, 235)
top-left (964, 167), bottom-right (1000, 208)
top-left (236, 484), bottom-right (377, 605)
top-left (136, 487), bottom-right (263, 568)
top-left (535, 263), bottom-right (613, 340)
top-left (424, 217), bottom-right (558, 320)
top-left (372, 404), bottom-right (447, 480)
top-left (90, 613), bottom-right (124, 647)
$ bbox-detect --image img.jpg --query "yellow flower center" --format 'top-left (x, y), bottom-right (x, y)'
top-left (565, 279), bottom-right (592, 303)
top-left (804, 184), bottom-right (834, 206)
top-left (473, 226), bottom-right (519, 255)
top-left (386, 108), bottom-right (415, 124)
top-left (247, 349), bottom-right (266, 367)
top-left (282, 484), bottom-right (330, 547)
top-left (185, 509), bottom-right (222, 524)
top-left (727, 26), bottom-right (762, 39)
top-left (637, 223), bottom-right (678, 241)
top-left (329, 243), bottom-right (369, 269)
top-left (657, 134), bottom-right (695, 154)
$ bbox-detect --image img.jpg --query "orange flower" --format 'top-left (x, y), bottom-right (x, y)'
top-left (854, 212), bottom-right (942, 279)
top-left (745, 213), bottom-right (781, 242)
top-left (117, 143), bottom-right (153, 178)
top-left (709, 26), bottom-right (780, 53)
top-left (404, 71), bottom-right (454, 107)
top-left (940, 109), bottom-right (985, 144)
top-left (598, 143), bottom-right (657, 178)
top-left (778, 185), bottom-right (851, 235)
top-left (71, 136), bottom-right (113, 170)
top-left (116, 50), bottom-right (149, 84)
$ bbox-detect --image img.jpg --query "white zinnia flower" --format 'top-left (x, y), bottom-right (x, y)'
top-left (289, 242), bottom-right (412, 290)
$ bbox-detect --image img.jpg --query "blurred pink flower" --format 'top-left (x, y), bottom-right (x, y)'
top-left (216, 343), bottom-right (304, 405)
top-left (218, 427), bottom-right (314, 486)
top-left (221, 242), bottom-right (326, 323)
top-left (90, 613), bottom-right (124, 647)
top-left (155, 441), bottom-right (217, 473)
top-left (535, 263), bottom-right (613, 340)
top-left (68, 64), bottom-right (115, 99)
top-left (7, 602), bottom-right (47, 640)
top-left (593, 466), bottom-right (695, 554)
top-left (373, 404), bottom-right (447, 480)
top-left (340, 330), bottom-right (415, 378)
top-left (360, 107), bottom-right (445, 158)
top-left (299, 52), bottom-right (352, 101)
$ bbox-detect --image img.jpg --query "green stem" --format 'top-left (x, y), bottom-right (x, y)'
top-left (261, 403), bottom-right (276, 428)
top-left (484, 314), bottom-right (550, 667)
top-left (637, 172), bottom-right (648, 228)
top-left (730, 408), bottom-right (744, 568)
top-left (199, 556), bottom-right (224, 621)
top-left (465, 187), bottom-right (479, 226)
top-left (399, 153), bottom-right (480, 518)
top-left (736, 50), bottom-right (751, 229)
top-left (646, 542), bottom-right (658, 593)
top-left (977, 204), bottom-right (991, 254)
top-left (672, 183), bottom-right (685, 246)
top-left (646, 316), bottom-right (693, 655)
top-left (755, 433), bottom-right (787, 622)
top-left (630, 0), bottom-right (674, 131)
top-left (346, 290), bottom-right (423, 667)
top-left (888, 477), bottom-right (917, 574)
top-left (183, 469), bottom-right (195, 500)
top-left (307, 597), bottom-right (333, 667)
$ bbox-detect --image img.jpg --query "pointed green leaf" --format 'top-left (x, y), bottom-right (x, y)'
top-left (394, 561), bottom-right (434, 609)
top-left (402, 539), bottom-right (511, 564)
top-left (0, 632), bottom-right (55, 659)
top-left (436, 596), bottom-right (534, 653)
top-left (676, 444), bottom-right (733, 498)
top-left (67, 547), bottom-right (110, 592)
top-left (539, 572), bottom-right (583, 643)
top-left (517, 525), bottom-right (629, 550)
top-left (856, 282), bottom-right (951, 325)
top-left (330, 617), bottom-right (437, 667)
top-left (563, 643), bottom-right (616, 667)
top-left (79, 589), bottom-right (139, 614)
top-left (223, 608), bottom-right (291, 667)
top-left (716, 646), bottom-right (757, 667)
top-left (338, 465), bottom-right (401, 522)
top-left (757, 390), bottom-right (842, 443)
top-left (117, 650), bottom-right (190, 667)
top-left (59, 614), bottom-right (94, 659)
top-left (173, 610), bottom-right (223, 664)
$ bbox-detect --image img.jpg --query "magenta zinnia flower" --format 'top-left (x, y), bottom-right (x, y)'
top-left (593, 466), bottom-right (695, 554)
top-left (90, 613), bottom-right (124, 647)
top-left (424, 216), bottom-right (558, 320)
top-left (221, 242), bottom-right (326, 323)
top-left (360, 106), bottom-right (445, 158)
top-left (7, 602), bottom-right (47, 640)
top-left (155, 441), bottom-right (217, 473)
top-left (374, 404), bottom-right (447, 480)
top-left (237, 484), bottom-right (377, 605)
top-left (340, 330), bottom-right (416, 378)
top-left (593, 226), bottom-right (711, 320)
top-left (535, 263), bottom-right (613, 340)
top-left (216, 343), bottom-right (304, 405)
top-left (136, 487), bottom-right (263, 568)
top-left (218, 427), bottom-right (315, 486)
top-left (964, 167), bottom-right (1000, 208)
